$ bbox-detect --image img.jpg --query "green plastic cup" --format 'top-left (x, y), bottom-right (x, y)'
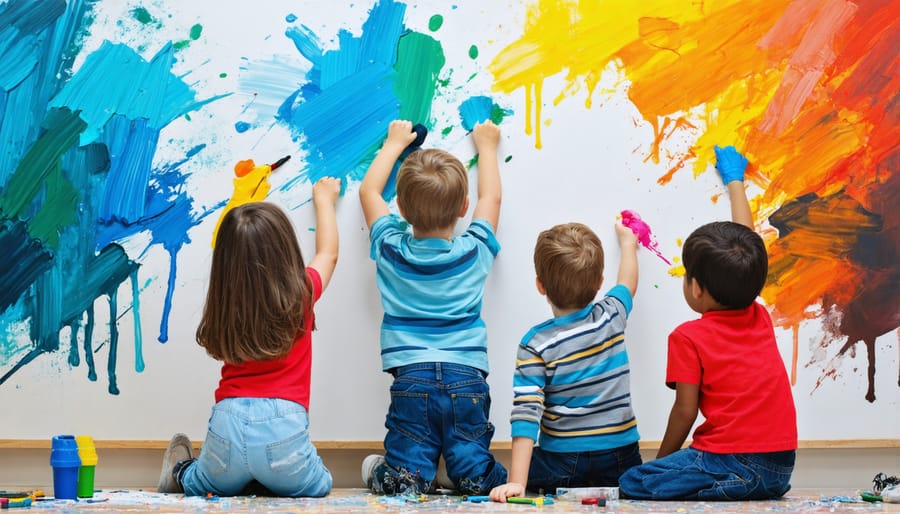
top-left (76, 435), bottom-right (98, 498)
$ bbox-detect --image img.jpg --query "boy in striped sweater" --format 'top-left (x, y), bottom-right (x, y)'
top-left (490, 221), bottom-right (641, 502)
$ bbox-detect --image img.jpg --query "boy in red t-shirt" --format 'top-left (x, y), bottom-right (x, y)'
top-left (619, 146), bottom-right (797, 500)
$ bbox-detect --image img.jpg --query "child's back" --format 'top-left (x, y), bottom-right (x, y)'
top-left (491, 221), bottom-right (642, 502)
top-left (359, 120), bottom-right (507, 495)
top-left (619, 146), bottom-right (797, 501)
top-left (157, 177), bottom-right (342, 498)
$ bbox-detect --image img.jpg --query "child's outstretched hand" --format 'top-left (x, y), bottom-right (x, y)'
top-left (385, 120), bottom-right (418, 152)
top-left (472, 120), bottom-right (501, 153)
top-left (313, 176), bottom-right (341, 206)
top-left (714, 145), bottom-right (748, 184)
top-left (615, 219), bottom-right (638, 249)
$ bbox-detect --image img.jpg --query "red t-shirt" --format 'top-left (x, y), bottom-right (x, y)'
top-left (666, 302), bottom-right (797, 453)
top-left (214, 267), bottom-right (322, 411)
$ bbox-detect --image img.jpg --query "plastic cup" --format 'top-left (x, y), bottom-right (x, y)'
top-left (50, 435), bottom-right (81, 500)
top-left (76, 435), bottom-right (98, 498)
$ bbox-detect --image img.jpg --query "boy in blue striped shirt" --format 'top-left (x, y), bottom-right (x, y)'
top-left (490, 221), bottom-right (642, 502)
top-left (359, 119), bottom-right (507, 495)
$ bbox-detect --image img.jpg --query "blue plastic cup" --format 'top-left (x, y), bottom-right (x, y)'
top-left (50, 435), bottom-right (81, 500)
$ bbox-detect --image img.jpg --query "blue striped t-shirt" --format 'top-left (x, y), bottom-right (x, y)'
top-left (510, 285), bottom-right (639, 452)
top-left (369, 214), bottom-right (500, 372)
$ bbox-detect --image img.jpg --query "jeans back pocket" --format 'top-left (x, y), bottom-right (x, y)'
top-left (452, 392), bottom-right (492, 441)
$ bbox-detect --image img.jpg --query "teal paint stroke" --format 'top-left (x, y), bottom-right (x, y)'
top-left (0, 0), bottom-right (225, 393)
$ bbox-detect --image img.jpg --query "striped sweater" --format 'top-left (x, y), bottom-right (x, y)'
top-left (511, 285), bottom-right (639, 452)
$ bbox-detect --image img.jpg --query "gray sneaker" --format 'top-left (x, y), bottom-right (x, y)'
top-left (157, 433), bottom-right (193, 493)
top-left (361, 454), bottom-right (385, 489)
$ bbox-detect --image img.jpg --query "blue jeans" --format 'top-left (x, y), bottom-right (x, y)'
top-left (528, 442), bottom-right (642, 492)
top-left (619, 447), bottom-right (795, 500)
top-left (180, 397), bottom-right (332, 497)
top-left (372, 362), bottom-right (508, 495)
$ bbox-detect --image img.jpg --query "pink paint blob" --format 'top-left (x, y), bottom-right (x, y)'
top-left (621, 209), bottom-right (672, 265)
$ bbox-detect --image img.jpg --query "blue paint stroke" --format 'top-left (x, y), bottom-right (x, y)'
top-left (276, 0), bottom-right (411, 191)
top-left (235, 121), bottom-right (251, 132)
top-left (0, 0), bottom-right (225, 393)
top-left (459, 95), bottom-right (494, 131)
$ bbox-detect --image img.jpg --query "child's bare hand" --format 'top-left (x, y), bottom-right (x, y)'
top-left (472, 120), bottom-right (500, 153)
top-left (385, 120), bottom-right (417, 151)
top-left (615, 220), bottom-right (639, 248)
top-left (313, 177), bottom-right (341, 206)
top-left (490, 482), bottom-right (525, 502)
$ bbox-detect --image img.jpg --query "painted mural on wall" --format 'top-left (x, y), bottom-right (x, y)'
top-left (0, 0), bottom-right (896, 406)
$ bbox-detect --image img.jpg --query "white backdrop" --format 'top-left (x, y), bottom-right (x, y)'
top-left (1, 0), bottom-right (897, 443)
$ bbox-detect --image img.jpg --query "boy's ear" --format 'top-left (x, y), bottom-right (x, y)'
top-left (535, 276), bottom-right (547, 296)
top-left (690, 277), bottom-right (704, 299)
top-left (458, 197), bottom-right (470, 217)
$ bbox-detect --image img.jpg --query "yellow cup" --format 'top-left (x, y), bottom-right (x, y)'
top-left (75, 435), bottom-right (98, 498)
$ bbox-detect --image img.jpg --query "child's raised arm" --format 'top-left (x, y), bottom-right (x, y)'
top-left (308, 177), bottom-right (341, 290)
top-left (470, 121), bottom-right (502, 232)
top-left (614, 220), bottom-right (639, 297)
top-left (714, 145), bottom-right (753, 229)
top-left (359, 120), bottom-right (417, 228)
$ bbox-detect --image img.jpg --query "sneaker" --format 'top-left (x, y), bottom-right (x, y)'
top-left (883, 485), bottom-right (900, 503)
top-left (361, 454), bottom-right (385, 489)
top-left (157, 433), bottom-right (193, 493)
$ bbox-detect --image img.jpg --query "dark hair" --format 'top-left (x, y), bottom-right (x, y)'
top-left (682, 221), bottom-right (768, 309)
top-left (534, 223), bottom-right (604, 310)
top-left (196, 202), bottom-right (313, 364)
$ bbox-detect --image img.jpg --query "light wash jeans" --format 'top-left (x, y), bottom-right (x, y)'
top-left (619, 447), bottom-right (794, 500)
top-left (371, 362), bottom-right (508, 495)
top-left (180, 397), bottom-right (332, 497)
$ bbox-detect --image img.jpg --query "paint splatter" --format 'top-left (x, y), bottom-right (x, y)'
top-left (428, 14), bottom-right (443, 31)
top-left (274, 0), bottom-right (446, 197)
top-left (459, 96), bottom-right (504, 131)
top-left (0, 0), bottom-right (221, 391)
top-left (620, 210), bottom-right (671, 265)
top-left (490, 0), bottom-right (899, 400)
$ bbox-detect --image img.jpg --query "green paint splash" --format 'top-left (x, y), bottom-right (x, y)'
top-left (469, 45), bottom-right (479, 59)
top-left (174, 23), bottom-right (203, 50)
top-left (131, 7), bottom-right (154, 24)
top-left (428, 14), bottom-right (443, 31)
top-left (393, 32), bottom-right (446, 125)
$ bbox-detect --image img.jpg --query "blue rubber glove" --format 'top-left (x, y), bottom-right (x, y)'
top-left (714, 145), bottom-right (748, 184)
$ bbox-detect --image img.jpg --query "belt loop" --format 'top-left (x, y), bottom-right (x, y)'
top-left (435, 362), bottom-right (442, 382)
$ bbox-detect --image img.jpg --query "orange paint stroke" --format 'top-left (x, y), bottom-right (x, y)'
top-left (491, 0), bottom-right (899, 399)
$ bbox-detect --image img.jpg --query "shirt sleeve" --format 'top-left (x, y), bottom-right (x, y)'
top-left (509, 344), bottom-right (545, 442)
top-left (467, 218), bottom-right (501, 257)
top-left (368, 214), bottom-right (405, 260)
top-left (603, 284), bottom-right (633, 317)
top-left (306, 267), bottom-right (323, 303)
top-left (666, 327), bottom-right (701, 389)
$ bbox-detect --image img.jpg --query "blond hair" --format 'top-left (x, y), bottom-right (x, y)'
top-left (396, 149), bottom-right (468, 231)
top-left (197, 202), bottom-right (313, 364)
top-left (534, 223), bottom-right (605, 310)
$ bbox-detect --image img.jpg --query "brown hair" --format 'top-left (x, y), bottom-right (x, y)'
top-left (396, 149), bottom-right (468, 231)
top-left (534, 223), bottom-right (605, 310)
top-left (196, 202), bottom-right (313, 364)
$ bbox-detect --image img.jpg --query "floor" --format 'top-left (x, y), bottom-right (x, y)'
top-left (4, 488), bottom-right (899, 513)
